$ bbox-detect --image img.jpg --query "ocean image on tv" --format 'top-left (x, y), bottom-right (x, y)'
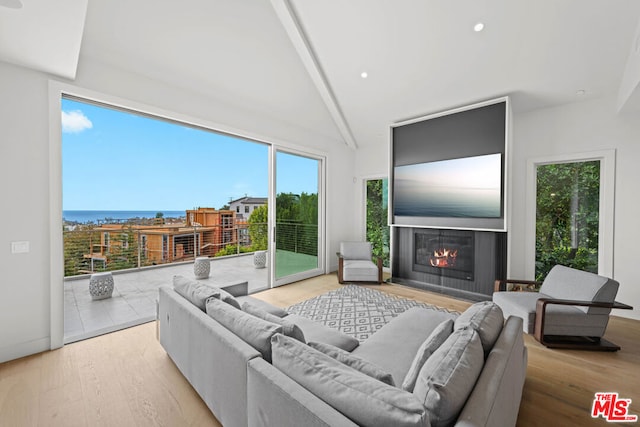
top-left (393, 153), bottom-right (502, 218)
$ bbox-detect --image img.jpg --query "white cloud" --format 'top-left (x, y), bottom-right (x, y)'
top-left (61, 110), bottom-right (93, 133)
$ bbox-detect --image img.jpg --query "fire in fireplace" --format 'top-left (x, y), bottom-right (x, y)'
top-left (429, 248), bottom-right (458, 268)
top-left (414, 230), bottom-right (474, 280)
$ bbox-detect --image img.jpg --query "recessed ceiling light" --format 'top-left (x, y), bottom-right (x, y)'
top-left (0, 0), bottom-right (23, 9)
top-left (576, 89), bottom-right (586, 96)
top-left (474, 22), bottom-right (485, 32)
top-left (360, 72), bottom-right (368, 79)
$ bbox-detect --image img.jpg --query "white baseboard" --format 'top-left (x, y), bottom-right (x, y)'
top-left (0, 337), bottom-right (50, 364)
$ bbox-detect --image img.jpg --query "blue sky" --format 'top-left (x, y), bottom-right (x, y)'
top-left (61, 98), bottom-right (318, 210)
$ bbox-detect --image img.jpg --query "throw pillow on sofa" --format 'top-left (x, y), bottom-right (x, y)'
top-left (206, 298), bottom-right (282, 362)
top-left (173, 275), bottom-right (220, 311)
top-left (272, 334), bottom-right (430, 427)
top-left (401, 318), bottom-right (454, 392)
top-left (308, 341), bottom-right (395, 386)
top-left (242, 302), bottom-right (306, 343)
top-left (413, 328), bottom-right (484, 427)
top-left (454, 301), bottom-right (503, 355)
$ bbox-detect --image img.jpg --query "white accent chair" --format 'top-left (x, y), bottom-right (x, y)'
top-left (493, 264), bottom-right (631, 351)
top-left (337, 241), bottom-right (383, 284)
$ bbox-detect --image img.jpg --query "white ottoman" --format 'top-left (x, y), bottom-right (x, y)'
top-left (194, 256), bottom-right (211, 279)
top-left (89, 272), bottom-right (114, 300)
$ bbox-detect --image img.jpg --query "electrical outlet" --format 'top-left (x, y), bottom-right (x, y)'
top-left (11, 241), bottom-right (30, 254)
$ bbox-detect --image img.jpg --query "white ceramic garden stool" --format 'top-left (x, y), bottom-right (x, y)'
top-left (89, 272), bottom-right (114, 300)
top-left (194, 256), bottom-right (211, 279)
top-left (253, 250), bottom-right (267, 269)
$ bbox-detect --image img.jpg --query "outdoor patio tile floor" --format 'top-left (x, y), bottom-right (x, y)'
top-left (64, 253), bottom-right (267, 343)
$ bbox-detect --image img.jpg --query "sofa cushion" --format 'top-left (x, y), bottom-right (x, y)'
top-left (352, 307), bottom-right (457, 385)
top-left (206, 298), bottom-right (282, 362)
top-left (173, 275), bottom-right (220, 311)
top-left (272, 334), bottom-right (430, 427)
top-left (242, 302), bottom-right (306, 343)
top-left (401, 319), bottom-right (454, 392)
top-left (285, 314), bottom-right (359, 352)
top-left (413, 328), bottom-right (484, 427)
top-left (308, 341), bottom-right (395, 386)
top-left (236, 295), bottom-right (289, 317)
top-left (455, 301), bottom-right (503, 354)
top-left (214, 287), bottom-right (242, 310)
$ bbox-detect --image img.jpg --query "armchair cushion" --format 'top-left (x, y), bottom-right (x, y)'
top-left (343, 260), bottom-right (379, 282)
top-left (539, 265), bottom-right (619, 314)
top-left (340, 242), bottom-right (373, 260)
top-left (492, 291), bottom-right (546, 334)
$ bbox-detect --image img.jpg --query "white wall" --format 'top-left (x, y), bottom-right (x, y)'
top-left (0, 58), bottom-right (357, 363)
top-left (353, 96), bottom-right (640, 320)
top-left (511, 97), bottom-right (640, 320)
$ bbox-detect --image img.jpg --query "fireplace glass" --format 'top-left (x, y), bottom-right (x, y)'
top-left (414, 230), bottom-right (474, 280)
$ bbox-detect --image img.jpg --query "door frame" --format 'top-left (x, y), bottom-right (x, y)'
top-left (270, 147), bottom-right (326, 287)
top-left (525, 149), bottom-right (615, 279)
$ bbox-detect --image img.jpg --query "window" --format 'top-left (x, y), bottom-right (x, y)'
top-left (245, 205), bottom-right (250, 213)
top-left (527, 150), bottom-right (614, 280)
top-left (365, 178), bottom-right (390, 268)
top-left (535, 161), bottom-right (599, 280)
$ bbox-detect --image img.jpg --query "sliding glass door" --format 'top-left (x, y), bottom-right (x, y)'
top-left (272, 150), bottom-right (323, 286)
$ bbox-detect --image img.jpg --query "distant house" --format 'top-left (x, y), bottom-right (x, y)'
top-left (229, 196), bottom-right (267, 220)
top-left (84, 208), bottom-right (238, 270)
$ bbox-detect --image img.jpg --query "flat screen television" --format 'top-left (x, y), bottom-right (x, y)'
top-left (390, 97), bottom-right (508, 230)
top-left (393, 153), bottom-right (502, 218)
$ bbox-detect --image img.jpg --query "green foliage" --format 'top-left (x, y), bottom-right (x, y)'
top-left (248, 205), bottom-right (268, 250)
top-left (63, 225), bottom-right (98, 275)
top-left (214, 244), bottom-right (252, 257)
top-left (63, 225), bottom-right (150, 276)
top-left (535, 161), bottom-right (600, 281)
top-left (275, 192), bottom-right (318, 256)
top-left (366, 179), bottom-right (390, 268)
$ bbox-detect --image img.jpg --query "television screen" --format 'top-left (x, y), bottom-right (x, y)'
top-left (393, 153), bottom-right (502, 218)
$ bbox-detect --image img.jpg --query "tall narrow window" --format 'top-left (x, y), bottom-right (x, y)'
top-left (366, 178), bottom-right (390, 268)
top-left (535, 161), bottom-right (600, 280)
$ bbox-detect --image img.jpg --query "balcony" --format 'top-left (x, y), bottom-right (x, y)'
top-left (62, 221), bottom-right (319, 343)
top-left (64, 254), bottom-right (268, 343)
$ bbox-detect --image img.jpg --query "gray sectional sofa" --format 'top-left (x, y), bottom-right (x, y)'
top-left (158, 276), bottom-right (528, 427)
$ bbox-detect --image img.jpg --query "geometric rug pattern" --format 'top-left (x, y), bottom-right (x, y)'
top-left (286, 285), bottom-right (458, 342)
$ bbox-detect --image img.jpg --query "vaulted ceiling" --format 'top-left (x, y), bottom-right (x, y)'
top-left (2, 0), bottom-right (640, 149)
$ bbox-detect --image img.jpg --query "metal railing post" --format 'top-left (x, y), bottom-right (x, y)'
top-left (137, 229), bottom-right (142, 268)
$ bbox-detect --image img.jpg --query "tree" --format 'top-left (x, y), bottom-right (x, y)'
top-left (275, 192), bottom-right (318, 256)
top-left (535, 161), bottom-right (600, 280)
top-left (248, 205), bottom-right (268, 250)
top-left (366, 179), bottom-right (390, 267)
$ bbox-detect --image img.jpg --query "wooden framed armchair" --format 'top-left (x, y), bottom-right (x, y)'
top-left (492, 265), bottom-right (632, 351)
top-left (337, 242), bottom-right (383, 284)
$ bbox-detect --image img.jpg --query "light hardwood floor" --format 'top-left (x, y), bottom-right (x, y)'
top-left (1, 274), bottom-right (638, 426)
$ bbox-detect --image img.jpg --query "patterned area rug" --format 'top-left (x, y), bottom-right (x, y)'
top-left (286, 285), bottom-right (457, 342)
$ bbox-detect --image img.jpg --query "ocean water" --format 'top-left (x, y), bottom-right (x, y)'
top-left (63, 210), bottom-right (185, 224)
top-left (393, 181), bottom-right (501, 218)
